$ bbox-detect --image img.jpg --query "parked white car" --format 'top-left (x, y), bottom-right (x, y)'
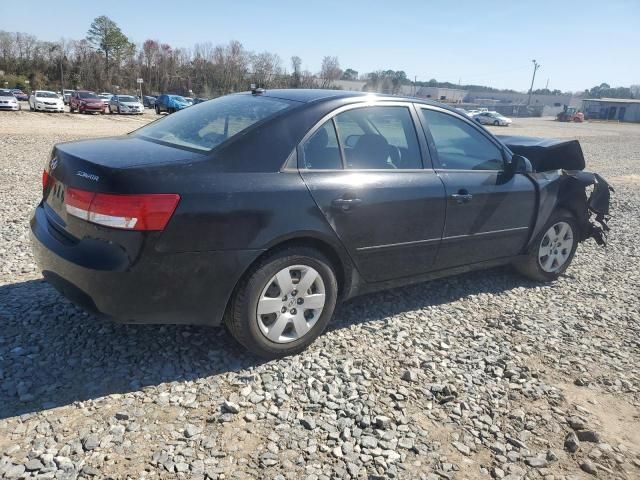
top-left (0, 89), bottom-right (20, 111)
top-left (29, 91), bottom-right (65, 112)
top-left (108, 95), bottom-right (144, 114)
top-left (473, 111), bottom-right (512, 126)
top-left (99, 93), bottom-right (114, 106)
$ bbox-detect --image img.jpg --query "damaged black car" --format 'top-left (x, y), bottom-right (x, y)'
top-left (30, 89), bottom-right (613, 358)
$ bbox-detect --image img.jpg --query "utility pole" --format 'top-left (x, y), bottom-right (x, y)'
top-left (527, 59), bottom-right (540, 105)
top-left (545, 78), bottom-right (549, 90)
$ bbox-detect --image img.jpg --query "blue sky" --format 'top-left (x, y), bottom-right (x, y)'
top-left (15, 0), bottom-right (640, 92)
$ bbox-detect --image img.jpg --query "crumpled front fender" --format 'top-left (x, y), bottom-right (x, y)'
top-left (527, 170), bottom-right (613, 248)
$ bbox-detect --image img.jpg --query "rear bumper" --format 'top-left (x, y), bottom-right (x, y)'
top-left (30, 204), bottom-right (261, 326)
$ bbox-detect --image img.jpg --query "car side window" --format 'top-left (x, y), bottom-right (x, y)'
top-left (301, 120), bottom-right (342, 170)
top-left (421, 109), bottom-right (504, 171)
top-left (334, 106), bottom-right (422, 170)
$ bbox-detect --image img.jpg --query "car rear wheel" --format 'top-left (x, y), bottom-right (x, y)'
top-left (225, 247), bottom-right (338, 359)
top-left (514, 209), bottom-right (579, 282)
top-left (493, 120), bottom-right (499, 126)
top-left (155, 105), bottom-right (160, 114)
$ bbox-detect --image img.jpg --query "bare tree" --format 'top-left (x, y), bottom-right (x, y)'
top-left (251, 51), bottom-right (282, 87)
top-left (319, 56), bottom-right (341, 88)
top-left (290, 55), bottom-right (302, 87)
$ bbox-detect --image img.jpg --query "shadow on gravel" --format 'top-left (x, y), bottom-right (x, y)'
top-left (0, 267), bottom-right (535, 419)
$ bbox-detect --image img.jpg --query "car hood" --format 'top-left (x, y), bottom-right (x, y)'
top-left (496, 135), bottom-right (585, 171)
top-left (120, 102), bottom-right (142, 107)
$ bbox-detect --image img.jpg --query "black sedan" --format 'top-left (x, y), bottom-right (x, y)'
top-left (30, 89), bottom-right (612, 358)
top-left (143, 95), bottom-right (157, 108)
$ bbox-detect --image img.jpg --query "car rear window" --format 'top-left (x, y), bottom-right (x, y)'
top-left (134, 94), bottom-right (295, 152)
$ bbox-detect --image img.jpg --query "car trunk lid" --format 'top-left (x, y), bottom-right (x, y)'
top-left (42, 137), bottom-right (201, 235)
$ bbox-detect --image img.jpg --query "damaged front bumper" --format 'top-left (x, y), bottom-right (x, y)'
top-left (497, 135), bottom-right (614, 247)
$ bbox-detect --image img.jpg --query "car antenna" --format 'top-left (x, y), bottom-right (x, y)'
top-left (250, 83), bottom-right (265, 95)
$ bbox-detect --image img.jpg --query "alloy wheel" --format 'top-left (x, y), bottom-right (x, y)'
top-left (256, 265), bottom-right (326, 343)
top-left (538, 221), bottom-right (574, 272)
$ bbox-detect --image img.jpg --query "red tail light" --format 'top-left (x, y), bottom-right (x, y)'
top-left (65, 187), bottom-right (180, 231)
top-left (42, 170), bottom-right (50, 190)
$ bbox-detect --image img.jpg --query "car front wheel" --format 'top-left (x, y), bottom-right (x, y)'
top-left (155, 105), bottom-right (160, 114)
top-left (225, 247), bottom-right (338, 359)
top-left (514, 209), bottom-right (579, 282)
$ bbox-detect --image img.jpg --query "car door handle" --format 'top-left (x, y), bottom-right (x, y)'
top-left (451, 190), bottom-right (473, 204)
top-left (332, 197), bottom-right (362, 211)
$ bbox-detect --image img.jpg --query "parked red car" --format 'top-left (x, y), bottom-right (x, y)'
top-left (10, 89), bottom-right (29, 101)
top-left (69, 91), bottom-right (105, 114)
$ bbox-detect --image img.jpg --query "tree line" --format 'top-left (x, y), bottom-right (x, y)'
top-left (0, 16), bottom-right (345, 97)
top-left (1, 16), bottom-right (637, 99)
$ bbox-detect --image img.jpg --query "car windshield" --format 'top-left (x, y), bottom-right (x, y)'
top-left (0, 91), bottom-right (13, 97)
top-left (118, 96), bottom-right (137, 102)
top-left (171, 96), bottom-right (187, 103)
top-left (135, 94), bottom-right (294, 152)
top-left (37, 92), bottom-right (58, 98)
top-left (78, 92), bottom-right (98, 99)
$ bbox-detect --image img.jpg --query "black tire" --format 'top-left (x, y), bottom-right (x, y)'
top-left (168, 107), bottom-right (175, 114)
top-left (514, 209), bottom-right (579, 282)
top-left (493, 120), bottom-right (500, 126)
top-left (155, 105), bottom-right (160, 115)
top-left (69, 104), bottom-right (75, 113)
top-left (225, 247), bottom-right (338, 359)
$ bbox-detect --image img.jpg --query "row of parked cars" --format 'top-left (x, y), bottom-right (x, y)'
top-left (1, 87), bottom-right (209, 115)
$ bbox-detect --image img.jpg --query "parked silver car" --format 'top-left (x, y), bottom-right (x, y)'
top-left (0, 89), bottom-right (20, 111)
top-left (108, 95), bottom-right (144, 114)
top-left (62, 89), bottom-right (75, 105)
top-left (473, 111), bottom-right (512, 126)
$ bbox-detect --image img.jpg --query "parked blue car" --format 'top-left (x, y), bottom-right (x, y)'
top-left (155, 94), bottom-right (191, 114)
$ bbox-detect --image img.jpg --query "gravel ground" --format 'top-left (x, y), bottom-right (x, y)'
top-left (1, 108), bottom-right (639, 480)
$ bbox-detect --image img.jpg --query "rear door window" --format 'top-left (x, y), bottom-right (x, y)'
top-left (334, 106), bottom-right (422, 170)
top-left (301, 120), bottom-right (342, 170)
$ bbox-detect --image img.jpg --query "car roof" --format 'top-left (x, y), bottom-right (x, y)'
top-left (256, 88), bottom-right (463, 114)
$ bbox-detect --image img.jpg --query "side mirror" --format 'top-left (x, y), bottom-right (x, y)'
top-left (510, 154), bottom-right (533, 174)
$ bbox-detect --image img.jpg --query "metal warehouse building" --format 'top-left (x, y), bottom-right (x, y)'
top-left (582, 98), bottom-right (640, 122)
